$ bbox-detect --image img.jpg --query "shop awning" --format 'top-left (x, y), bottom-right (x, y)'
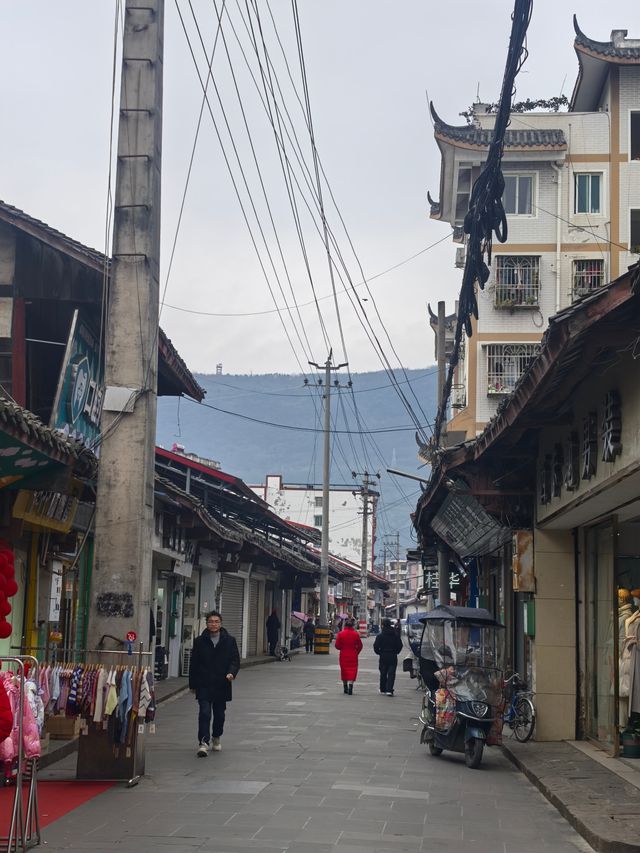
top-left (0, 397), bottom-right (97, 490)
top-left (430, 491), bottom-right (512, 558)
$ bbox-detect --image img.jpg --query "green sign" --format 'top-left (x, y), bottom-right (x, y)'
top-left (50, 311), bottom-right (104, 454)
top-left (0, 431), bottom-right (61, 490)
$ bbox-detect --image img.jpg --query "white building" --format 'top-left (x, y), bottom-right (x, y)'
top-left (250, 474), bottom-right (377, 571)
top-left (429, 19), bottom-right (640, 441)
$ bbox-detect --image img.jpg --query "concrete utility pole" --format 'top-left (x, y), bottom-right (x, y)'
top-left (437, 300), bottom-right (447, 412)
top-left (309, 353), bottom-right (347, 653)
top-left (395, 532), bottom-right (401, 620)
top-left (88, 0), bottom-right (164, 651)
top-left (438, 540), bottom-right (450, 607)
top-left (358, 472), bottom-right (370, 626)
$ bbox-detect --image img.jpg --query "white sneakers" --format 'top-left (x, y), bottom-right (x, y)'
top-left (197, 738), bottom-right (222, 756)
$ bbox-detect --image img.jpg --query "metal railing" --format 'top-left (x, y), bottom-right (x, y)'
top-left (494, 256), bottom-right (540, 307)
top-left (573, 260), bottom-right (604, 299)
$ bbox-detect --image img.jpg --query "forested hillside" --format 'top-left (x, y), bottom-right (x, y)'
top-left (156, 368), bottom-right (437, 553)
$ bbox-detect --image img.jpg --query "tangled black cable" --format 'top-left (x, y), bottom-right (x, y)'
top-left (431, 0), bottom-right (534, 448)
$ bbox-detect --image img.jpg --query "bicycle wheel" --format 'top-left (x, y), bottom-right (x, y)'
top-left (513, 696), bottom-right (535, 742)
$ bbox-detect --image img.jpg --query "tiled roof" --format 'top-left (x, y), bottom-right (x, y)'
top-left (0, 397), bottom-right (98, 476)
top-left (0, 200), bottom-right (204, 401)
top-left (430, 104), bottom-right (566, 150)
top-left (574, 16), bottom-right (640, 61)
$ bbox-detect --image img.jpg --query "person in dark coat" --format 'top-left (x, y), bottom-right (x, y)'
top-left (303, 617), bottom-right (315, 653)
top-left (373, 618), bottom-right (403, 696)
top-left (334, 619), bottom-right (363, 695)
top-left (266, 609), bottom-right (280, 656)
top-left (189, 611), bottom-right (240, 757)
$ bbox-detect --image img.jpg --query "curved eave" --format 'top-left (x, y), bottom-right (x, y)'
top-left (434, 130), bottom-right (566, 154)
top-left (571, 16), bottom-right (640, 111)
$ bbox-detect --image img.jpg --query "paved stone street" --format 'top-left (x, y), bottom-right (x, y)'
top-left (39, 640), bottom-right (594, 852)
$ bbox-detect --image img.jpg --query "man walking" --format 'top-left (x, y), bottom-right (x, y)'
top-left (303, 617), bottom-right (315, 653)
top-left (373, 618), bottom-right (403, 696)
top-left (189, 611), bottom-right (240, 757)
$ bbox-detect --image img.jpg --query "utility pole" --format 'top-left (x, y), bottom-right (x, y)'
top-left (308, 353), bottom-right (347, 653)
top-left (354, 472), bottom-right (371, 634)
top-left (437, 300), bottom-right (447, 411)
top-left (395, 532), bottom-right (401, 621)
top-left (88, 0), bottom-right (164, 651)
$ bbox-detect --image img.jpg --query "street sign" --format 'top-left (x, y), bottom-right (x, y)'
top-left (126, 631), bottom-right (137, 643)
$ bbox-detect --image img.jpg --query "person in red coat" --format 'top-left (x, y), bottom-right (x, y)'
top-left (0, 678), bottom-right (12, 743)
top-left (334, 619), bottom-right (363, 695)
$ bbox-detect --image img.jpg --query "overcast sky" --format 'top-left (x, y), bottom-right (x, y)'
top-left (1, 1), bottom-right (636, 376)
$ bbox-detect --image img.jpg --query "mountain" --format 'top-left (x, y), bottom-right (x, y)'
top-left (156, 367), bottom-right (438, 555)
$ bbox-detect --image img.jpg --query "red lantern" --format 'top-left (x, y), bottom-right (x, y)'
top-left (0, 622), bottom-right (12, 639)
top-left (0, 602), bottom-right (10, 617)
top-left (4, 579), bottom-right (17, 598)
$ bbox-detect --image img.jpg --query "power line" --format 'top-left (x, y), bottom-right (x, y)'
top-left (181, 393), bottom-right (432, 434)
top-left (162, 233), bottom-right (451, 317)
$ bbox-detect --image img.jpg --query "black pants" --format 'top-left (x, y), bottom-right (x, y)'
top-left (198, 699), bottom-right (227, 743)
top-left (268, 635), bottom-right (278, 655)
top-left (305, 636), bottom-right (313, 653)
top-left (379, 655), bottom-right (398, 694)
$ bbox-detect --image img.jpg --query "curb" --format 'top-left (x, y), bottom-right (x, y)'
top-left (502, 743), bottom-right (638, 853)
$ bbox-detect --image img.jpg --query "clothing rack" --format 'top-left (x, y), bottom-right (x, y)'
top-left (72, 646), bottom-right (152, 786)
top-left (0, 656), bottom-right (40, 853)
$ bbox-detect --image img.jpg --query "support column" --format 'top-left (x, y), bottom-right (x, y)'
top-left (438, 540), bottom-right (450, 607)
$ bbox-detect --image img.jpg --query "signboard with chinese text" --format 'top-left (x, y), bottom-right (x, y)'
top-left (50, 310), bottom-right (104, 454)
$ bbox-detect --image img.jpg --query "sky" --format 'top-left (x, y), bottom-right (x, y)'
top-left (0, 1), bottom-right (636, 377)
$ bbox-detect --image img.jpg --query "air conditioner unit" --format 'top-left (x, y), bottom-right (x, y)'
top-left (455, 247), bottom-right (466, 269)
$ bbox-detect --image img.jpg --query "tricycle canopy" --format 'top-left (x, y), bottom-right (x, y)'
top-left (419, 605), bottom-right (505, 671)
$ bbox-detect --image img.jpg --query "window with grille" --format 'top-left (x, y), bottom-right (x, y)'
top-left (486, 344), bottom-right (539, 395)
top-left (631, 209), bottom-right (640, 254)
top-left (495, 256), bottom-right (540, 307)
top-left (503, 175), bottom-right (533, 215)
top-left (314, 496), bottom-right (323, 507)
top-left (573, 259), bottom-right (604, 298)
top-left (314, 514), bottom-right (322, 528)
top-left (574, 174), bottom-right (601, 214)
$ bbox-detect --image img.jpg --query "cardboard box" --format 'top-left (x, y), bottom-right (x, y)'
top-left (44, 715), bottom-right (80, 740)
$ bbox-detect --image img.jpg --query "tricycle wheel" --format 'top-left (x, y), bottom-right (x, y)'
top-left (464, 737), bottom-right (484, 769)
top-left (428, 743), bottom-right (443, 756)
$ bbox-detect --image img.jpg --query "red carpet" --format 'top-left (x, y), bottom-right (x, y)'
top-left (0, 780), bottom-right (113, 830)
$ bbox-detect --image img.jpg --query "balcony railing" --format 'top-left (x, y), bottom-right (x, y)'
top-left (451, 384), bottom-right (467, 409)
top-left (573, 260), bottom-right (604, 299)
top-left (494, 256), bottom-right (540, 307)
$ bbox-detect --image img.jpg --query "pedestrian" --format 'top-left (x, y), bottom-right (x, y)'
top-left (334, 618), bottom-right (363, 695)
top-left (373, 617), bottom-right (403, 696)
top-left (266, 608), bottom-right (280, 656)
top-left (303, 617), bottom-right (315, 653)
top-left (189, 611), bottom-right (240, 757)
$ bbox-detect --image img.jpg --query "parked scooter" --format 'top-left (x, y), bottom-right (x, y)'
top-left (417, 605), bottom-right (505, 769)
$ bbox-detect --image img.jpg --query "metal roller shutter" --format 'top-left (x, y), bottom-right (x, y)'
top-left (221, 575), bottom-right (244, 648)
top-left (247, 579), bottom-right (259, 656)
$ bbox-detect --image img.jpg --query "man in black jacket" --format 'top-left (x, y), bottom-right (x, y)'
top-left (189, 611), bottom-right (240, 757)
top-left (373, 618), bottom-right (403, 696)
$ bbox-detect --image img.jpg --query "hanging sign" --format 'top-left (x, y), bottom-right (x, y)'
top-left (50, 310), bottom-right (104, 454)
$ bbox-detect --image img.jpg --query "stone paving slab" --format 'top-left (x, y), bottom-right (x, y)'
top-left (36, 640), bottom-right (596, 852)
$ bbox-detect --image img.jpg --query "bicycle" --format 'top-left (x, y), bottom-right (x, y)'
top-left (503, 672), bottom-right (536, 742)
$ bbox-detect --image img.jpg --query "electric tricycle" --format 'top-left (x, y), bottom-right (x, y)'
top-left (417, 605), bottom-right (505, 769)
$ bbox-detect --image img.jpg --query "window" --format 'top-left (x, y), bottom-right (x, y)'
top-left (314, 496), bottom-right (323, 507)
top-left (631, 111), bottom-right (640, 161)
top-left (503, 175), bottom-right (533, 215)
top-left (314, 514), bottom-right (322, 528)
top-left (495, 256), bottom-right (540, 307)
top-left (486, 344), bottom-right (539, 395)
top-left (573, 259), bottom-right (604, 298)
top-left (631, 209), bottom-right (640, 254)
top-left (574, 173), bottom-right (601, 214)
